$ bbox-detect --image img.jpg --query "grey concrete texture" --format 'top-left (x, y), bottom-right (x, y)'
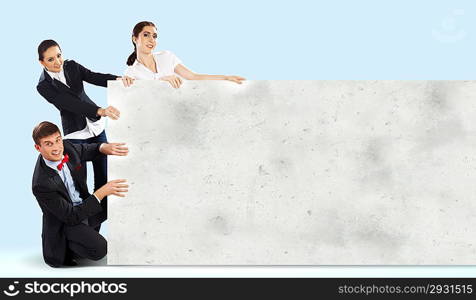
top-left (107, 80), bottom-right (476, 265)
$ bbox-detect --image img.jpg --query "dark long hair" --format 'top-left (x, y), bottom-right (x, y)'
top-left (126, 21), bottom-right (156, 66)
top-left (38, 39), bottom-right (61, 61)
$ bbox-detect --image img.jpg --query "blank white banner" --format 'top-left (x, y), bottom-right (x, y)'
top-left (107, 80), bottom-right (476, 265)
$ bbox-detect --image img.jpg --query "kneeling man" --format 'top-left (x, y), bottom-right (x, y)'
top-left (31, 121), bottom-right (128, 267)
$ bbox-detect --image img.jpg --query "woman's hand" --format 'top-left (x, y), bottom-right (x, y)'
top-left (97, 106), bottom-right (120, 120)
top-left (225, 75), bottom-right (246, 84)
top-left (159, 75), bottom-right (183, 88)
top-left (117, 76), bottom-right (135, 87)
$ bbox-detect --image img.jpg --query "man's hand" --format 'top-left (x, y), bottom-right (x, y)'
top-left (97, 106), bottom-right (120, 120)
top-left (99, 143), bottom-right (129, 156)
top-left (94, 179), bottom-right (128, 201)
top-left (117, 76), bottom-right (135, 87)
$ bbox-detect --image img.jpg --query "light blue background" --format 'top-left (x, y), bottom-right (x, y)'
top-left (0, 0), bottom-right (475, 276)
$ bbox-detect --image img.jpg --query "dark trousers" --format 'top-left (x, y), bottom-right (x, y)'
top-left (64, 223), bottom-right (107, 261)
top-left (67, 130), bottom-right (108, 191)
top-left (68, 130), bottom-right (108, 228)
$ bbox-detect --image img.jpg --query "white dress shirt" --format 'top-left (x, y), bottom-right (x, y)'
top-left (46, 68), bottom-right (105, 140)
top-left (124, 50), bottom-right (182, 80)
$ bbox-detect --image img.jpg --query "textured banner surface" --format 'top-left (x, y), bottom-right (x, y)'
top-left (107, 80), bottom-right (476, 265)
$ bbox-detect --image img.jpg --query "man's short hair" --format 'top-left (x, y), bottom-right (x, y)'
top-left (32, 121), bottom-right (61, 145)
top-left (37, 39), bottom-right (61, 61)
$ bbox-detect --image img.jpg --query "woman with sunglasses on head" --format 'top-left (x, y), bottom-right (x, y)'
top-left (124, 21), bottom-right (246, 88)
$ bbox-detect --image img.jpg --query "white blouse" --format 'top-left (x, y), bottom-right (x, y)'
top-left (46, 68), bottom-right (105, 140)
top-left (124, 50), bottom-right (182, 80)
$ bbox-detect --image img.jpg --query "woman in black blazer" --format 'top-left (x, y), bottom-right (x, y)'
top-left (36, 39), bottom-right (133, 210)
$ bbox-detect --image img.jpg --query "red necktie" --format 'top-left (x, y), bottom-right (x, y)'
top-left (57, 154), bottom-right (69, 171)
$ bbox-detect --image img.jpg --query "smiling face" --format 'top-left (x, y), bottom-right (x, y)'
top-left (133, 25), bottom-right (158, 55)
top-left (39, 46), bottom-right (63, 73)
top-left (35, 132), bottom-right (64, 162)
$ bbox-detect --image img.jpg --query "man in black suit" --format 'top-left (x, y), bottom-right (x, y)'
top-left (36, 40), bottom-right (134, 221)
top-left (32, 121), bottom-right (129, 267)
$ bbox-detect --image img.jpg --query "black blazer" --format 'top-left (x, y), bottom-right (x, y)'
top-left (32, 141), bottom-right (105, 267)
top-left (36, 60), bottom-right (118, 136)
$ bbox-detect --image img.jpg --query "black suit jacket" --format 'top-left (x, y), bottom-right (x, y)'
top-left (36, 60), bottom-right (118, 135)
top-left (32, 141), bottom-right (106, 267)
